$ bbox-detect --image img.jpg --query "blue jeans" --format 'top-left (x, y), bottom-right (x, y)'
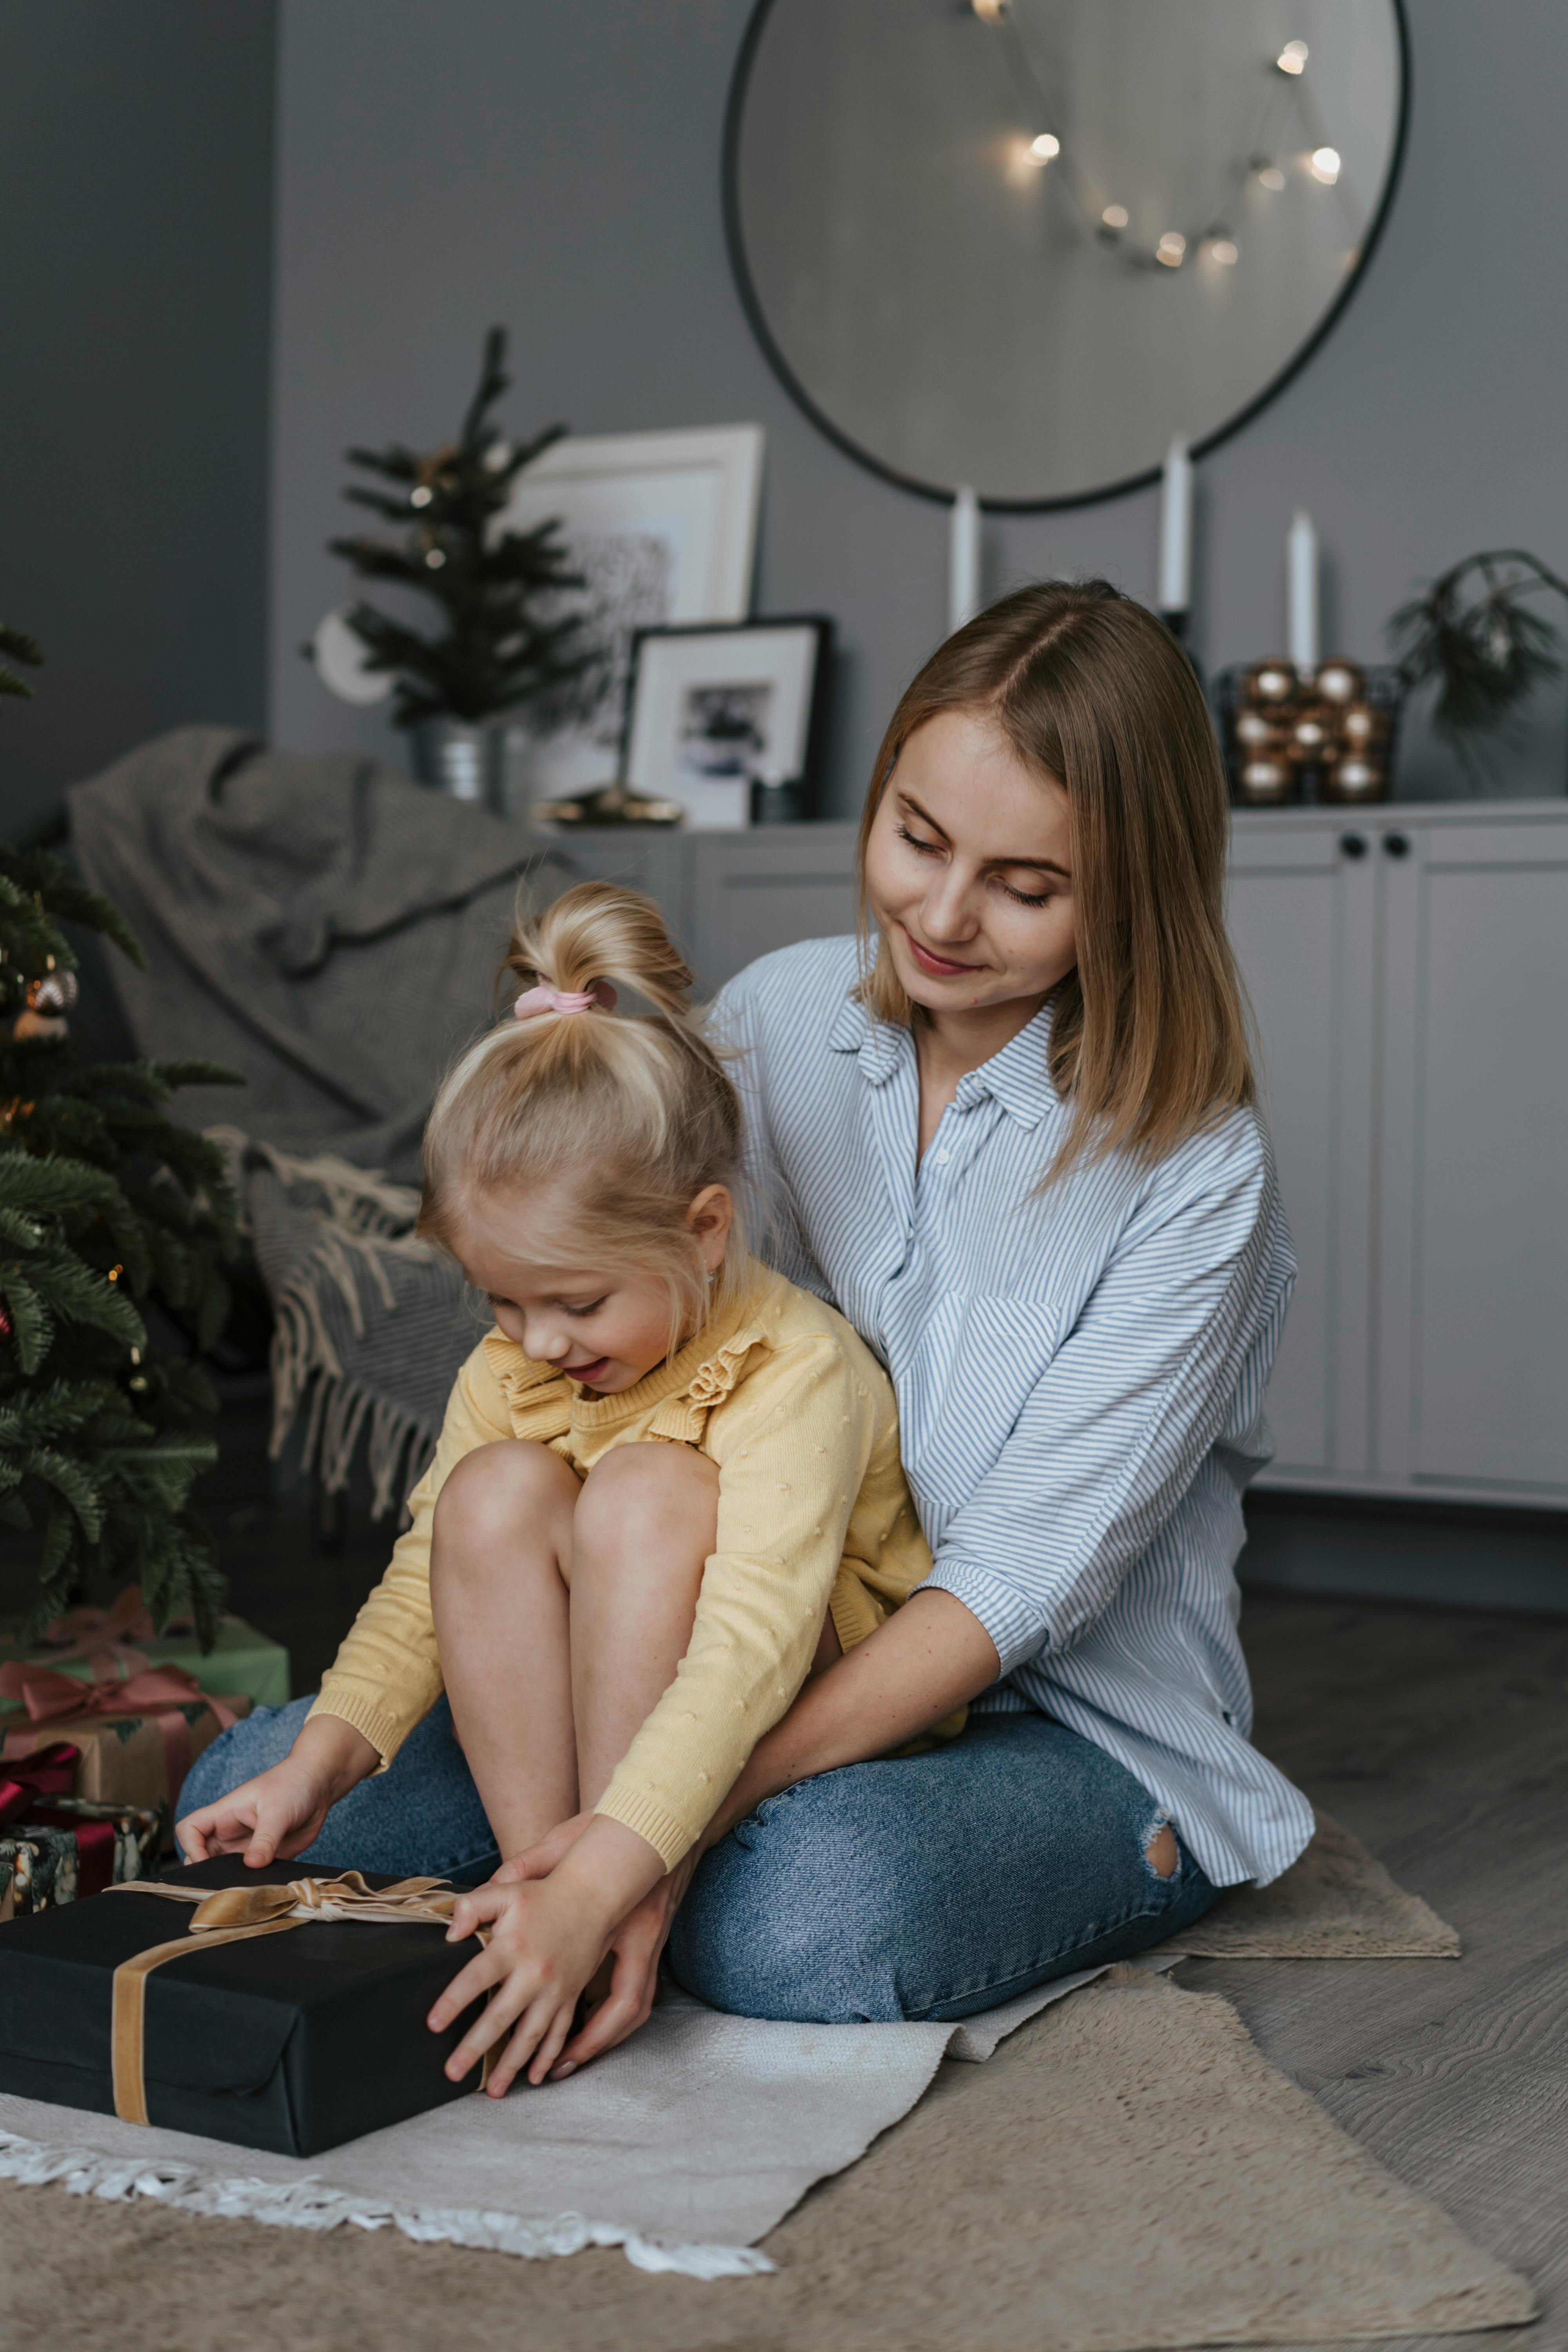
top-left (181, 1702), bottom-right (1220, 2022)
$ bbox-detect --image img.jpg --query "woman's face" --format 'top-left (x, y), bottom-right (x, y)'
top-left (862, 708), bottom-right (1078, 1015)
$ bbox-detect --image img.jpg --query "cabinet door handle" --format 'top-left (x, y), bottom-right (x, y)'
top-left (1383, 831), bottom-right (1411, 858)
top-left (1338, 833), bottom-right (1367, 859)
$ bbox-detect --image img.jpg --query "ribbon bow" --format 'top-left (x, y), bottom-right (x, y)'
top-left (0, 1739), bottom-right (81, 1833)
top-left (28, 1584), bottom-right (159, 1671)
top-left (0, 1662), bottom-right (236, 1806)
top-left (103, 1874), bottom-right (487, 2122)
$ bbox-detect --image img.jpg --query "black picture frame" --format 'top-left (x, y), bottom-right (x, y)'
top-left (621, 616), bottom-right (835, 822)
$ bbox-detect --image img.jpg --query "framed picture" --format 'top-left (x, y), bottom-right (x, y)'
top-left (622, 618), bottom-right (832, 828)
top-left (501, 424), bottom-right (764, 800)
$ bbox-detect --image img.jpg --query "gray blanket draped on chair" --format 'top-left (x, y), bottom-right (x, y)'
top-left (68, 725), bottom-right (573, 1506)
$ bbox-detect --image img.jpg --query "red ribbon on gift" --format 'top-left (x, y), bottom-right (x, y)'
top-left (0, 1738), bottom-right (80, 1828)
top-left (27, 1583), bottom-right (161, 1674)
top-left (0, 1738), bottom-right (120, 1898)
top-left (0, 1661), bottom-right (236, 1809)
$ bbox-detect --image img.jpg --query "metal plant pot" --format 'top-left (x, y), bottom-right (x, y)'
top-left (410, 717), bottom-right (508, 812)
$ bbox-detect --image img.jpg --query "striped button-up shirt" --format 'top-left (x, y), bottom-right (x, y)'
top-left (713, 936), bottom-right (1315, 1888)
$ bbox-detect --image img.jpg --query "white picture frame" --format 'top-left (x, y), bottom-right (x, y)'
top-left (624, 619), bottom-right (830, 829)
top-left (501, 424), bottom-right (764, 801)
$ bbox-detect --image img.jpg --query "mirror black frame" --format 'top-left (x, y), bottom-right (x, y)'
top-left (722, 0), bottom-right (1412, 511)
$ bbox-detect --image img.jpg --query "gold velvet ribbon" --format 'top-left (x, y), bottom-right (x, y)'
top-left (102, 1873), bottom-right (489, 2123)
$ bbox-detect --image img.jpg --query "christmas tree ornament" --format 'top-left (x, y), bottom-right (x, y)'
top-left (1243, 659), bottom-right (1298, 707)
top-left (1312, 658), bottom-right (1365, 706)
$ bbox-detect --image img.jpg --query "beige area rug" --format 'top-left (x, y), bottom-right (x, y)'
top-left (0, 1815), bottom-right (1534, 2352)
top-left (1172, 1811), bottom-right (1463, 1960)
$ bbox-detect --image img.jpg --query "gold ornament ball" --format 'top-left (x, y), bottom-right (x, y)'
top-left (1325, 755), bottom-right (1388, 804)
top-left (1312, 659), bottom-right (1365, 706)
top-left (1287, 708), bottom-right (1334, 762)
top-left (1238, 756), bottom-right (1293, 804)
top-left (1243, 660), bottom-right (1298, 707)
top-left (1340, 701), bottom-right (1388, 751)
top-left (1232, 706), bottom-right (1283, 752)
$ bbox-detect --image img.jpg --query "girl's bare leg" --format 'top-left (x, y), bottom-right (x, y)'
top-left (429, 1439), bottom-right (583, 1857)
top-left (566, 1443), bottom-right (720, 1808)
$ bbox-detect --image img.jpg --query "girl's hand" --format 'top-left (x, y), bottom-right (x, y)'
top-left (430, 1815), bottom-right (665, 2095)
top-left (175, 1717), bottom-right (379, 1869)
top-left (491, 1810), bottom-right (593, 1884)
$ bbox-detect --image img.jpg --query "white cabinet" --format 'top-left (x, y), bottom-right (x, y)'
top-left (551, 803), bottom-right (1568, 1508)
top-left (1230, 800), bottom-right (1568, 1509)
top-left (541, 823), bottom-right (860, 991)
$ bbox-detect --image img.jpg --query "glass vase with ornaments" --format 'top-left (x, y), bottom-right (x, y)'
top-left (1214, 659), bottom-right (1402, 807)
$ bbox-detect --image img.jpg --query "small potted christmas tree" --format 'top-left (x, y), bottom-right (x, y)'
top-left (0, 623), bottom-right (240, 1640)
top-left (320, 325), bottom-right (591, 811)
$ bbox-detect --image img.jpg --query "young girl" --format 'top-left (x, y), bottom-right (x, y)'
top-left (180, 880), bottom-right (941, 2094)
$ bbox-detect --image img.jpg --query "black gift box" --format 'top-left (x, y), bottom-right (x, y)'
top-left (0, 1856), bottom-right (488, 2155)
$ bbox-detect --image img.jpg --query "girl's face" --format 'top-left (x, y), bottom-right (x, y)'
top-left (862, 707), bottom-right (1078, 1016)
top-left (452, 1183), bottom-right (732, 1394)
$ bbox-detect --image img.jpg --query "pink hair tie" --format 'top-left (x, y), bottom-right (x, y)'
top-left (513, 980), bottom-right (617, 1020)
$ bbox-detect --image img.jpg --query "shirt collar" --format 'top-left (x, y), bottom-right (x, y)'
top-left (828, 991), bottom-right (1061, 1126)
top-left (827, 992), bottom-right (908, 1087)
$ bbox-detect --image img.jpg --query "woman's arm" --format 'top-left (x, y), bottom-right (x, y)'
top-left (709, 1587), bottom-right (998, 1837)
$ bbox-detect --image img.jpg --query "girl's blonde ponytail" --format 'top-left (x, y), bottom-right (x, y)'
top-left (421, 883), bottom-right (748, 1341)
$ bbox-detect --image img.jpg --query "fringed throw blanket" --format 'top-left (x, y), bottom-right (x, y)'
top-left (216, 1133), bottom-right (473, 1514)
top-left (68, 724), bottom-right (572, 1186)
top-left (68, 727), bottom-right (571, 1499)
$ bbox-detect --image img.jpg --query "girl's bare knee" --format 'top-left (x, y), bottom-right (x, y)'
top-left (579, 1440), bottom-right (717, 1513)
top-left (432, 1439), bottom-right (576, 1561)
top-left (573, 1441), bottom-right (718, 1564)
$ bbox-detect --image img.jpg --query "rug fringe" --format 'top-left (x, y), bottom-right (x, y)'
top-left (0, 2128), bottom-right (774, 2278)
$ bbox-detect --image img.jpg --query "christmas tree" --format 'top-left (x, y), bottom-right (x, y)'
top-left (328, 324), bottom-right (592, 728)
top-left (0, 624), bottom-right (241, 1642)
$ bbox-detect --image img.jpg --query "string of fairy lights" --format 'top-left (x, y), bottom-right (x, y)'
top-left (970, 1), bottom-right (1357, 279)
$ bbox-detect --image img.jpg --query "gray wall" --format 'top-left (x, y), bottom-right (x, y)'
top-left (274, 1), bottom-right (1566, 817)
top-left (0, 2), bottom-right (278, 829)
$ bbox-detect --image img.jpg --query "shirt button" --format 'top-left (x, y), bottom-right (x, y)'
top-left (933, 1149), bottom-right (950, 1166)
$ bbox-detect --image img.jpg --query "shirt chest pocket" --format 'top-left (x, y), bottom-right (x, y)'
top-left (902, 1292), bottom-right (1067, 1512)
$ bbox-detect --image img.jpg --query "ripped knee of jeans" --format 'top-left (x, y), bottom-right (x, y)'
top-left (1142, 1815), bottom-right (1179, 1880)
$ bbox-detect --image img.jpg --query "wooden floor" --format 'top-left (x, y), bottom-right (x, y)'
top-left (4, 1417), bottom-right (1568, 2344)
top-left (1184, 1593), bottom-right (1568, 2348)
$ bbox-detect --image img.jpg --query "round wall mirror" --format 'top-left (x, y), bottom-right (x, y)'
top-left (726, 0), bottom-right (1408, 507)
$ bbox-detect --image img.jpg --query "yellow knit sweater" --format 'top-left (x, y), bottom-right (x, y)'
top-left (308, 1265), bottom-right (936, 1869)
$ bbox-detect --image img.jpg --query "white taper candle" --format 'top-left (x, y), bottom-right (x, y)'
top-left (1158, 437), bottom-right (1192, 614)
top-left (1287, 510), bottom-right (1319, 673)
top-left (949, 485), bottom-right (981, 635)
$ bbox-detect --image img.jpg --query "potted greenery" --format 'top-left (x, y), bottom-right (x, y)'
top-left (1389, 549), bottom-right (1568, 787)
top-left (321, 327), bottom-right (592, 811)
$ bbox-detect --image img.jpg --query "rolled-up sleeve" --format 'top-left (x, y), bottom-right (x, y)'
top-left (921, 1132), bottom-right (1292, 1678)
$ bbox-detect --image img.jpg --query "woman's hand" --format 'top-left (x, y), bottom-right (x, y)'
top-left (175, 1715), bottom-right (379, 1869)
top-left (430, 1815), bottom-right (666, 2094)
top-left (544, 1850), bottom-right (699, 2077)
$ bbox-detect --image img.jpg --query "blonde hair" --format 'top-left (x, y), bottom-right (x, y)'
top-left (420, 881), bottom-right (748, 1341)
top-left (857, 578), bottom-right (1254, 1179)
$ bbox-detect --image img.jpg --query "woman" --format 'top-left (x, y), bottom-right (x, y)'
top-left (180, 579), bottom-right (1314, 2070)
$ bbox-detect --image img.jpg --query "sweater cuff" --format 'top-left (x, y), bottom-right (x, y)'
top-left (595, 1785), bottom-right (694, 1873)
top-left (920, 1558), bottom-right (1049, 1680)
top-left (307, 1686), bottom-right (411, 1773)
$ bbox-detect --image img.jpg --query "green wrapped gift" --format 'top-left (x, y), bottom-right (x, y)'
top-left (0, 1605), bottom-right (290, 1720)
